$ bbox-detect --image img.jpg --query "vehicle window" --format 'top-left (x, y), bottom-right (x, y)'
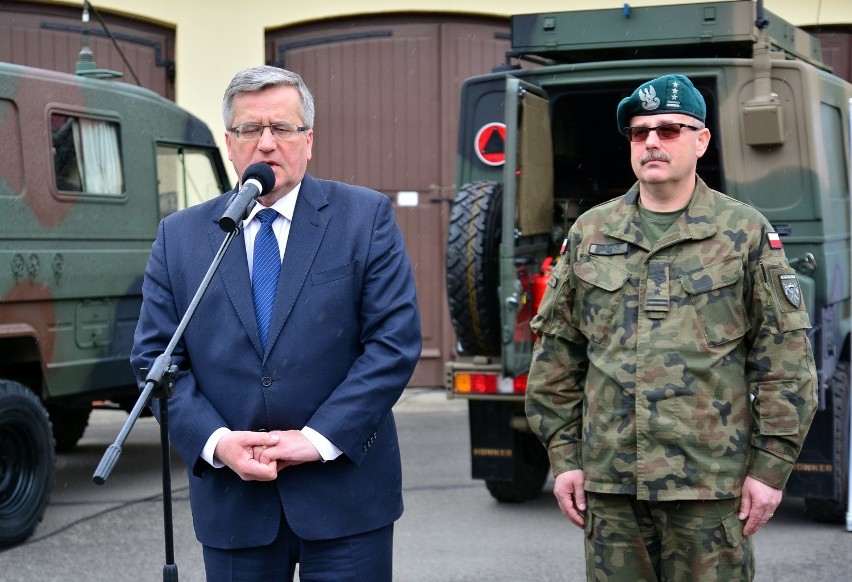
top-left (0, 98), bottom-right (23, 197)
top-left (822, 102), bottom-right (848, 200)
top-left (51, 113), bottom-right (124, 195)
top-left (156, 145), bottom-right (225, 218)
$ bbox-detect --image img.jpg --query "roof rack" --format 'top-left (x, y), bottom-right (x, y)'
top-left (510, 1), bottom-right (826, 70)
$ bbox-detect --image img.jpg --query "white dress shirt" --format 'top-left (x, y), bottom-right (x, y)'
top-left (201, 182), bottom-right (343, 467)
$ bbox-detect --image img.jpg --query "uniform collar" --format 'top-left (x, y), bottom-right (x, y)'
top-left (601, 176), bottom-right (718, 249)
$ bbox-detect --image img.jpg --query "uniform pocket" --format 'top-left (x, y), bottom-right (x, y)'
top-left (681, 257), bottom-right (748, 347)
top-left (572, 257), bottom-right (630, 344)
top-left (756, 380), bottom-right (800, 436)
top-left (721, 509), bottom-right (744, 548)
top-left (719, 507), bottom-right (754, 581)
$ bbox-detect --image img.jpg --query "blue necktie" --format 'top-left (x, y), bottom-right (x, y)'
top-left (252, 208), bottom-right (281, 350)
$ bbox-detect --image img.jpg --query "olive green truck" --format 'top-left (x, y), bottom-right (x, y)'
top-left (0, 61), bottom-right (229, 547)
top-left (445, 0), bottom-right (851, 526)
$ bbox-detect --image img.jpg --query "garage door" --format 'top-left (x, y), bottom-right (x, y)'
top-left (0, 1), bottom-right (175, 99)
top-left (805, 25), bottom-right (852, 83)
top-left (267, 15), bottom-right (510, 387)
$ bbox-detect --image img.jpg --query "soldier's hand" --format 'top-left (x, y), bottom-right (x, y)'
top-left (739, 476), bottom-right (782, 536)
top-left (214, 430), bottom-right (279, 481)
top-left (553, 469), bottom-right (587, 528)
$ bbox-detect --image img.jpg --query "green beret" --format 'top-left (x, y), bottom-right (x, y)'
top-left (616, 74), bottom-right (706, 135)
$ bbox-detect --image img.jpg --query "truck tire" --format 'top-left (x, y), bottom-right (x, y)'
top-left (446, 181), bottom-right (503, 356)
top-left (804, 360), bottom-right (849, 523)
top-left (485, 431), bottom-right (549, 502)
top-left (47, 405), bottom-right (91, 453)
top-left (0, 379), bottom-right (55, 548)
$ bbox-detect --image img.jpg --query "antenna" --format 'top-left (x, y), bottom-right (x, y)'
top-left (75, 0), bottom-right (122, 79)
top-left (741, 0), bottom-right (784, 147)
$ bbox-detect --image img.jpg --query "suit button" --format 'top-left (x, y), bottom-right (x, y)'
top-left (261, 377), bottom-right (272, 387)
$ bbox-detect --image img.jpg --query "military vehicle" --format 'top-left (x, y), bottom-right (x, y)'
top-left (0, 58), bottom-right (229, 547)
top-left (445, 0), bottom-right (851, 525)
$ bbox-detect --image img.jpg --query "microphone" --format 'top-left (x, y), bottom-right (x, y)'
top-left (218, 163), bottom-right (277, 232)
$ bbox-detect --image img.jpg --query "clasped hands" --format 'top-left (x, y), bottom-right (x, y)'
top-left (214, 429), bottom-right (322, 482)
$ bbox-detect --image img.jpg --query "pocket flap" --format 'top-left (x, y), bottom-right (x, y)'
top-left (311, 260), bottom-right (356, 285)
top-left (573, 257), bottom-right (630, 292)
top-left (681, 258), bottom-right (743, 295)
top-left (721, 509), bottom-right (744, 548)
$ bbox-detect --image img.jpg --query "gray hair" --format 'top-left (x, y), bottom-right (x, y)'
top-left (221, 65), bottom-right (315, 129)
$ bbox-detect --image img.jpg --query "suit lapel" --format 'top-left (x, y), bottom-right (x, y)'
top-left (265, 174), bottom-right (329, 356)
top-left (206, 193), bottom-right (265, 357)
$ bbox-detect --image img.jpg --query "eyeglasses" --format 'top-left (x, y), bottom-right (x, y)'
top-left (228, 122), bottom-right (309, 141)
top-left (624, 123), bottom-right (701, 142)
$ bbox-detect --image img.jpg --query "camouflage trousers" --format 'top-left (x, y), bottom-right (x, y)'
top-left (584, 493), bottom-right (754, 582)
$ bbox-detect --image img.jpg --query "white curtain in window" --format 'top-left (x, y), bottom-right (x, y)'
top-left (75, 118), bottom-right (123, 194)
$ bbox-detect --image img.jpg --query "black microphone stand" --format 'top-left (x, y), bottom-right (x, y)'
top-left (93, 221), bottom-right (244, 581)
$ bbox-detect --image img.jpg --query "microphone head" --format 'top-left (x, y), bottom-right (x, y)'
top-left (241, 163), bottom-right (276, 195)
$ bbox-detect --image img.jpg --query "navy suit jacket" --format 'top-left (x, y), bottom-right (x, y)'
top-left (131, 173), bottom-right (421, 549)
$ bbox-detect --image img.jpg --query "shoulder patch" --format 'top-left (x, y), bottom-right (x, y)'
top-left (779, 273), bottom-right (801, 308)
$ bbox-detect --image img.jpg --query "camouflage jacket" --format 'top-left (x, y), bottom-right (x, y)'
top-left (525, 178), bottom-right (817, 501)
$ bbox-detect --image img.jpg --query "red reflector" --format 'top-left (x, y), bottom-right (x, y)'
top-left (513, 374), bottom-right (528, 393)
top-left (470, 374), bottom-right (498, 393)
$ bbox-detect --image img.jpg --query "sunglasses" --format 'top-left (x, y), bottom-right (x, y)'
top-left (624, 123), bottom-right (701, 142)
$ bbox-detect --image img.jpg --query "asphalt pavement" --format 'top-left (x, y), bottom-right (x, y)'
top-left (1, 388), bottom-right (851, 581)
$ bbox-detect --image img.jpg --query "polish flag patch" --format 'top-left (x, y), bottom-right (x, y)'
top-left (767, 232), bottom-right (783, 249)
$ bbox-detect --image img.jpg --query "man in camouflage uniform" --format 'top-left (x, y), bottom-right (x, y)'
top-left (525, 74), bottom-right (817, 581)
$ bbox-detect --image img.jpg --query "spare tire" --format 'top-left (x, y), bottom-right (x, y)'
top-left (446, 181), bottom-right (503, 356)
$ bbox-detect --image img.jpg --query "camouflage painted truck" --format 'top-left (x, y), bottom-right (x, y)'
top-left (445, 0), bottom-right (851, 524)
top-left (0, 61), bottom-right (229, 547)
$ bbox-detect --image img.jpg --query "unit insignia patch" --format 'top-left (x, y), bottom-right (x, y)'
top-left (779, 273), bottom-right (801, 308)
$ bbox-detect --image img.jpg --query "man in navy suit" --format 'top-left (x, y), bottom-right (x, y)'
top-left (131, 65), bottom-right (422, 581)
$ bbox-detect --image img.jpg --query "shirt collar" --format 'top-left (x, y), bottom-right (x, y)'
top-left (244, 182), bottom-right (301, 224)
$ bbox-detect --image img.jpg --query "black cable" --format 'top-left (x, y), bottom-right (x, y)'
top-left (87, 1), bottom-right (143, 86)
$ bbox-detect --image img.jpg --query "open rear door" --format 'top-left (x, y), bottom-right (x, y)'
top-left (847, 96), bottom-right (852, 533)
top-left (500, 76), bottom-right (553, 376)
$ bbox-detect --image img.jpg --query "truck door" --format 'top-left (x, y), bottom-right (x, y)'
top-left (500, 76), bottom-right (553, 377)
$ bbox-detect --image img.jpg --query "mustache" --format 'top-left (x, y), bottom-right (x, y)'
top-left (640, 150), bottom-right (671, 165)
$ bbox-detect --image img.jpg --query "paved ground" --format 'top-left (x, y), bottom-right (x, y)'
top-left (2, 388), bottom-right (851, 581)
